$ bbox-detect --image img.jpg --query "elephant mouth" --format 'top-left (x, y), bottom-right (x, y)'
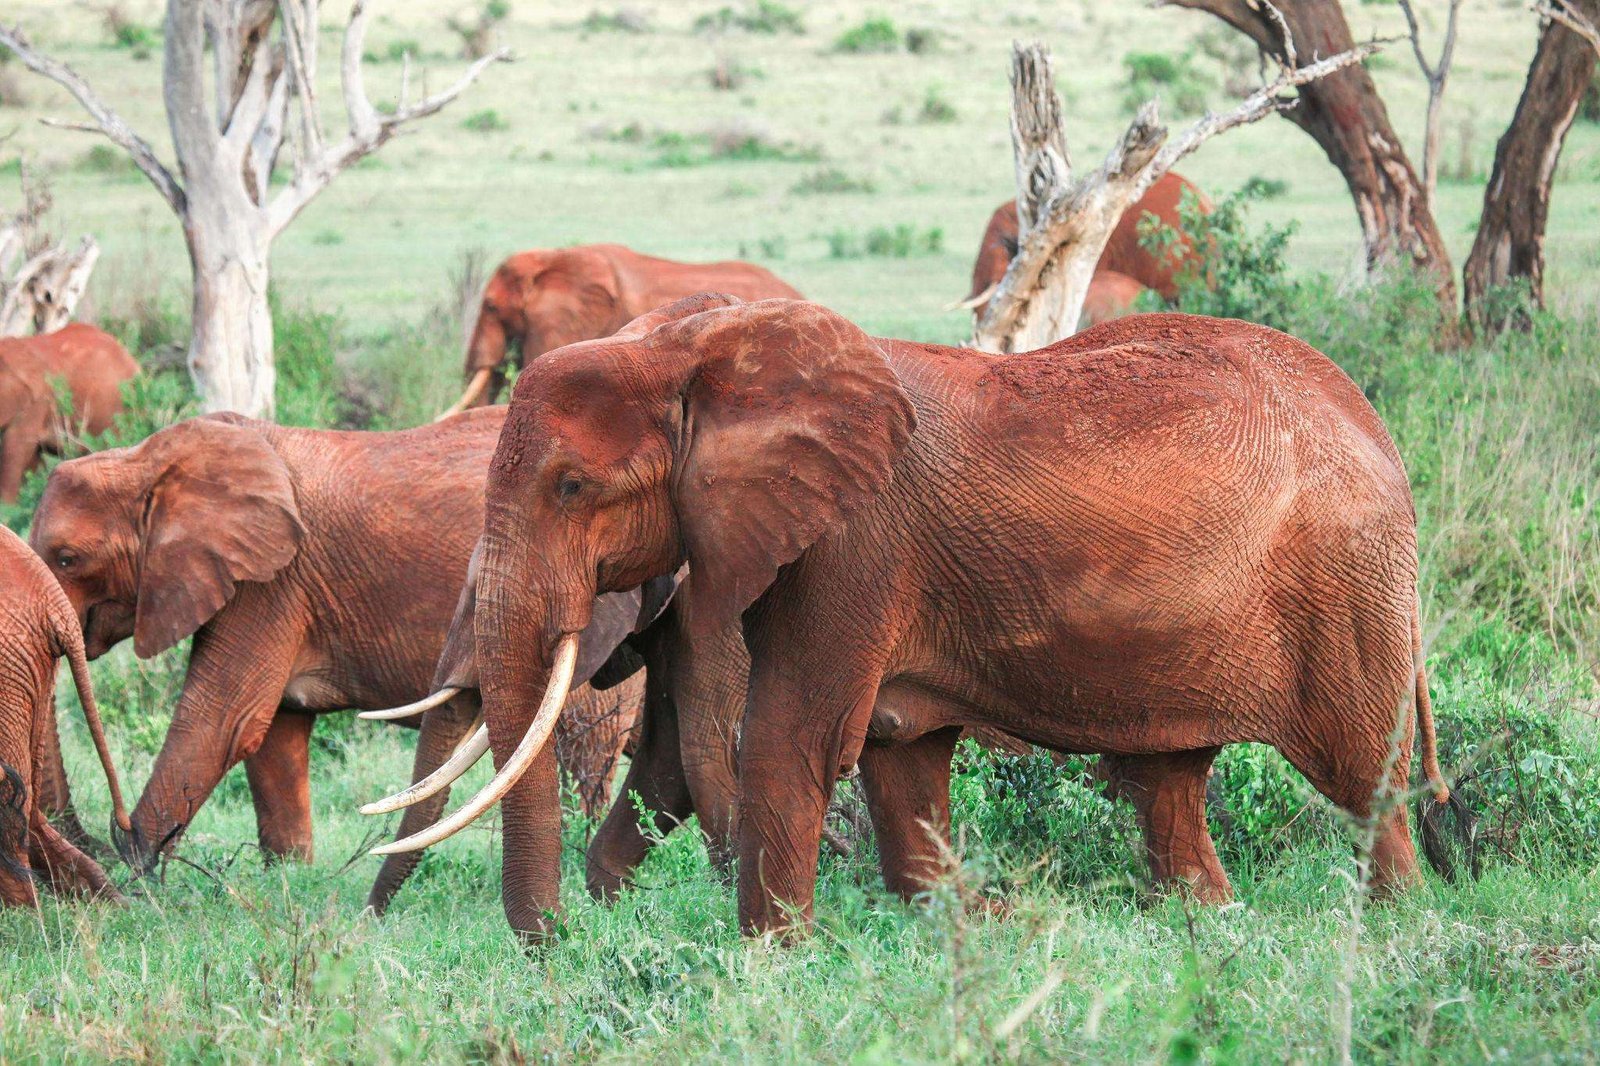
top-left (113, 818), bottom-right (184, 877)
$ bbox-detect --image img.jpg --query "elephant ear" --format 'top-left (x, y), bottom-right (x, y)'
top-left (656, 299), bottom-right (916, 638)
top-left (133, 415), bottom-right (305, 658)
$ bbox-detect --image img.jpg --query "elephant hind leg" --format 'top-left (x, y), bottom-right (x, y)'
top-left (856, 728), bottom-right (961, 902)
top-left (585, 675), bottom-right (695, 903)
top-left (1276, 728), bottom-right (1421, 898)
top-left (1099, 748), bottom-right (1233, 903)
top-left (0, 763), bottom-right (37, 908)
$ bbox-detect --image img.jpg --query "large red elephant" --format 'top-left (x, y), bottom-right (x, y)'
top-left (440, 244), bottom-right (803, 415)
top-left (962, 170), bottom-right (1212, 322)
top-left (0, 525), bottom-right (128, 907)
top-left (379, 294), bottom-right (1451, 942)
top-left (27, 409), bottom-right (649, 909)
top-left (0, 323), bottom-right (138, 502)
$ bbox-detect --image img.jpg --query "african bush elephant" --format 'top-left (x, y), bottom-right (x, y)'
top-left (0, 323), bottom-right (138, 502)
top-left (962, 170), bottom-right (1212, 319)
top-left (440, 243), bottom-right (803, 415)
top-left (0, 525), bottom-right (129, 907)
top-left (27, 409), bottom-right (649, 889)
top-left (395, 293), bottom-right (1451, 941)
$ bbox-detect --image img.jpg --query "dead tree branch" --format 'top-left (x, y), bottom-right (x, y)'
top-left (974, 39), bottom-right (1376, 353)
top-left (1397, 0), bottom-right (1465, 211)
top-left (1538, 0), bottom-right (1600, 52)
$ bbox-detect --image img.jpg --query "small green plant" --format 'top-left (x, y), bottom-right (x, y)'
top-left (462, 108), bottom-right (509, 133)
top-left (581, 7), bottom-right (652, 33)
top-left (738, 235), bottom-right (788, 259)
top-left (904, 27), bottom-right (940, 54)
top-left (826, 223), bottom-right (942, 258)
top-left (386, 38), bottom-right (421, 62)
top-left (311, 229), bottom-right (344, 246)
top-left (694, 1), bottom-right (805, 35)
top-left (918, 86), bottom-right (957, 124)
top-left (1121, 50), bottom-right (1211, 117)
top-left (790, 167), bottom-right (875, 195)
top-left (832, 17), bottom-right (899, 54)
top-left (74, 144), bottom-right (141, 181)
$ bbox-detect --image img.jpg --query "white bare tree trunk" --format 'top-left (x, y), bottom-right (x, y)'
top-left (0, 2), bottom-right (507, 419)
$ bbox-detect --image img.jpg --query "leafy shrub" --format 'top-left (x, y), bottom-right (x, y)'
top-left (1121, 50), bottom-right (1211, 116)
top-left (790, 167), bottom-right (875, 195)
top-left (826, 223), bottom-right (942, 258)
top-left (74, 144), bottom-right (141, 181)
top-left (832, 17), bottom-right (899, 54)
top-left (110, 21), bottom-right (156, 59)
top-left (738, 235), bottom-right (788, 260)
top-left (694, 1), bottom-right (805, 35)
top-left (461, 108), bottom-right (509, 133)
top-left (904, 27), bottom-right (940, 54)
top-left (581, 8), bottom-right (652, 33)
top-left (918, 87), bottom-right (957, 123)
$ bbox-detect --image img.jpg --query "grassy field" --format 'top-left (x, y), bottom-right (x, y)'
top-left (4, 1), bottom-right (1600, 1062)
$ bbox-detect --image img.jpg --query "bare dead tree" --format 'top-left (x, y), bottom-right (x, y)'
top-left (1538, 0), bottom-right (1600, 52)
top-left (0, 2), bottom-right (508, 418)
top-left (972, 40), bottom-right (1374, 354)
top-left (1397, 0), bottom-right (1464, 212)
top-left (1162, 0), bottom-right (1456, 306)
top-left (0, 171), bottom-right (100, 335)
top-left (1464, 0), bottom-right (1600, 331)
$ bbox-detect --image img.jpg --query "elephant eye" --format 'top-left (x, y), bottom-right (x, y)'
top-left (557, 475), bottom-right (584, 502)
top-left (55, 551), bottom-right (78, 570)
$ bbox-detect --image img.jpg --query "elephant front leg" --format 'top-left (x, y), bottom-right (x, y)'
top-left (585, 675), bottom-right (695, 902)
top-left (367, 693), bottom-right (480, 915)
top-left (244, 710), bottom-right (316, 863)
top-left (856, 728), bottom-right (961, 901)
top-left (29, 811), bottom-right (123, 903)
top-left (1099, 749), bottom-right (1233, 903)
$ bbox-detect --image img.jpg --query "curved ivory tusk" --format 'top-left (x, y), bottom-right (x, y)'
top-left (359, 687), bottom-right (462, 721)
top-left (435, 368), bottom-right (493, 422)
top-left (944, 281), bottom-right (998, 313)
top-left (370, 634), bottom-right (578, 856)
top-left (360, 722), bottom-right (490, 815)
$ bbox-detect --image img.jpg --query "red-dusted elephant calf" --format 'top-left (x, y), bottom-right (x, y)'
top-left (441, 243), bottom-right (802, 415)
top-left (27, 408), bottom-right (651, 912)
top-left (420, 294), bottom-right (1451, 943)
top-left (0, 526), bottom-right (129, 907)
top-left (963, 170), bottom-right (1212, 322)
top-left (0, 323), bottom-right (138, 502)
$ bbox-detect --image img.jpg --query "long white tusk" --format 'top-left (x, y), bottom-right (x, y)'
top-left (360, 723), bottom-right (490, 816)
top-left (370, 634), bottom-right (578, 856)
top-left (359, 687), bottom-right (462, 721)
top-left (435, 368), bottom-right (493, 422)
top-left (943, 281), bottom-right (997, 313)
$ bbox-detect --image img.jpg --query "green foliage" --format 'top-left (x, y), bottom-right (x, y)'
top-left (737, 235), bottom-right (788, 259)
top-left (461, 108), bottom-right (509, 133)
top-left (74, 144), bottom-right (142, 181)
top-left (789, 167), bottom-right (875, 195)
top-left (1121, 49), bottom-right (1211, 116)
top-left (581, 8), bottom-right (652, 33)
top-left (826, 223), bottom-right (943, 259)
top-left (694, 1), bottom-right (805, 35)
top-left (110, 21), bottom-right (157, 58)
top-left (645, 123), bottom-right (820, 167)
top-left (832, 17), bottom-right (900, 54)
top-left (917, 86), bottom-right (957, 124)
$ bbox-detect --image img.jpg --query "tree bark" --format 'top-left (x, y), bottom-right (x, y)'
top-left (186, 223), bottom-right (274, 416)
top-left (1166, 0), bottom-right (1456, 303)
top-left (1463, 3), bottom-right (1599, 331)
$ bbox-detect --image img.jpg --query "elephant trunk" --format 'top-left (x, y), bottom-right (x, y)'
top-left (474, 527), bottom-right (593, 943)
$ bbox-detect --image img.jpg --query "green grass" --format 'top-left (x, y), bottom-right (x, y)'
top-left (3, 0), bottom-right (1600, 1059)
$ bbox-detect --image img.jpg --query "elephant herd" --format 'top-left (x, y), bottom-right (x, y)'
top-left (1, 173), bottom-right (1455, 943)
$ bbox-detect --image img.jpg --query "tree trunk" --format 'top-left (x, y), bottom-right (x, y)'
top-left (1168, 0), bottom-right (1455, 303)
top-left (185, 221), bottom-right (275, 418)
top-left (1463, 6), bottom-right (1599, 331)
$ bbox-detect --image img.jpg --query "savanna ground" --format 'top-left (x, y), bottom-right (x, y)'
top-left (3, 1), bottom-right (1600, 1061)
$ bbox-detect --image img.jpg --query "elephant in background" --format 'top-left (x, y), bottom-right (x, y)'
top-left (962, 170), bottom-right (1212, 321)
top-left (0, 323), bottom-right (138, 502)
top-left (440, 243), bottom-right (803, 415)
top-left (0, 525), bottom-right (129, 907)
top-left (415, 293), bottom-right (1450, 942)
top-left (27, 408), bottom-right (648, 890)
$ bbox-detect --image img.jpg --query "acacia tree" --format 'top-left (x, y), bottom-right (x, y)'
top-left (1, 174), bottom-right (99, 335)
top-left (1163, 0), bottom-right (1456, 304)
top-left (973, 40), bottom-right (1371, 353)
top-left (1463, 0), bottom-right (1600, 331)
top-left (0, 2), bottom-right (506, 418)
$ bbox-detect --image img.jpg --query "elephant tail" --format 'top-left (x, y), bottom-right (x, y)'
top-left (52, 607), bottom-right (132, 834)
top-left (0, 763), bottom-right (32, 882)
top-left (1412, 602), bottom-right (1479, 883)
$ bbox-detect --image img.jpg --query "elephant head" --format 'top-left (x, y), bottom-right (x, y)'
top-left (444, 250), bottom-right (624, 416)
top-left (29, 415), bottom-right (304, 863)
top-left (391, 293), bottom-right (915, 940)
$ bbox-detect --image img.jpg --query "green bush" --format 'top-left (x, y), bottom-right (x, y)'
top-left (694, 1), bottom-right (805, 35)
top-left (832, 17), bottom-right (899, 54)
top-left (789, 167), bottom-right (875, 195)
top-left (825, 223), bottom-right (942, 259)
top-left (461, 108), bottom-right (509, 133)
top-left (917, 87), bottom-right (957, 123)
top-left (1121, 49), bottom-right (1211, 116)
